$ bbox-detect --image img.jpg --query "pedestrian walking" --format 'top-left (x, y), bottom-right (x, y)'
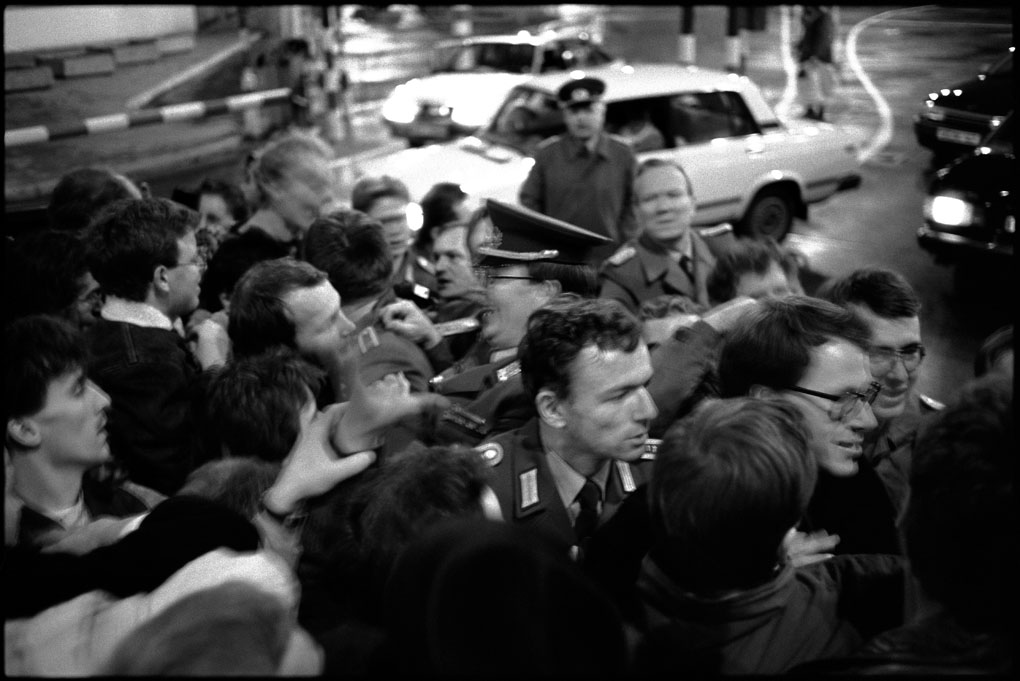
top-left (796, 6), bottom-right (838, 121)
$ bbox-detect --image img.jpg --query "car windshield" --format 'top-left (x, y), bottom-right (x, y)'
top-left (434, 42), bottom-right (537, 74)
top-left (478, 86), bottom-right (565, 154)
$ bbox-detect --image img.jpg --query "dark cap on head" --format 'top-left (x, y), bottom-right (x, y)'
top-left (477, 199), bottom-right (612, 266)
top-left (557, 76), bottom-right (606, 108)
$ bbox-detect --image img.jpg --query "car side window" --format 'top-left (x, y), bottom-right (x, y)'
top-left (669, 91), bottom-right (758, 145)
top-left (606, 97), bottom-right (672, 152)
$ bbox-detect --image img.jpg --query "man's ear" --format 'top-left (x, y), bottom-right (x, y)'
top-left (537, 278), bottom-right (562, 301)
top-left (749, 384), bottom-right (782, 400)
top-left (7, 418), bottom-right (41, 449)
top-left (535, 388), bottom-right (567, 429)
top-left (153, 264), bottom-right (172, 296)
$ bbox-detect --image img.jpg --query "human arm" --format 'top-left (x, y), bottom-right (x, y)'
top-left (518, 150), bottom-right (546, 212)
top-left (380, 299), bottom-right (443, 350)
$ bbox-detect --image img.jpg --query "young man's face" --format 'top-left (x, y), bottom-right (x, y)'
top-left (167, 232), bottom-right (204, 319)
top-left (69, 271), bottom-right (102, 332)
top-left (479, 264), bottom-right (552, 352)
top-left (634, 165), bottom-right (695, 244)
top-left (366, 196), bottom-right (411, 271)
top-left (555, 342), bottom-right (658, 463)
top-left (432, 226), bottom-right (479, 300)
top-left (32, 368), bottom-right (112, 468)
top-left (850, 304), bottom-right (923, 421)
top-left (781, 339), bottom-right (879, 477)
top-left (283, 281), bottom-right (356, 369)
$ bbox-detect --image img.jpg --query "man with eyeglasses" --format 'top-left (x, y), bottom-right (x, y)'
top-left (382, 200), bottom-right (610, 445)
top-left (822, 268), bottom-right (943, 517)
top-left (718, 295), bottom-right (900, 556)
top-left (82, 198), bottom-right (228, 495)
top-left (519, 76), bottom-right (637, 257)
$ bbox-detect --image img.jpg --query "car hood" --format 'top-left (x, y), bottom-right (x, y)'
top-left (928, 72), bottom-right (1013, 116)
top-left (399, 72), bottom-right (531, 108)
top-left (934, 149), bottom-right (1015, 194)
top-left (353, 136), bottom-right (528, 203)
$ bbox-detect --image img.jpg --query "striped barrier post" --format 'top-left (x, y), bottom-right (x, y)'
top-left (5, 87), bottom-right (292, 148)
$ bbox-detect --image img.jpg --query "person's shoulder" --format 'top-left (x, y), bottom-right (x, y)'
top-left (535, 135), bottom-right (566, 154)
top-left (602, 242), bottom-right (640, 270)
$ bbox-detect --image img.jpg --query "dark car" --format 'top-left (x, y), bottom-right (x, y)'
top-left (913, 47), bottom-right (1013, 165)
top-left (918, 113), bottom-right (1014, 265)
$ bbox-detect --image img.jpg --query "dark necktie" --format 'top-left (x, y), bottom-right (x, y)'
top-left (573, 478), bottom-right (602, 546)
top-left (679, 254), bottom-right (695, 281)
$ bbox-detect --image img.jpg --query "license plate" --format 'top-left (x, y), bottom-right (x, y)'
top-left (935, 127), bottom-right (981, 145)
top-left (409, 122), bottom-right (449, 139)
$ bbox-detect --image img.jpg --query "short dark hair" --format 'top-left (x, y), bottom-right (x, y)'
top-left (84, 197), bottom-right (198, 302)
top-left (520, 296), bottom-right (643, 402)
top-left (47, 166), bottom-right (139, 233)
top-left (353, 444), bottom-right (492, 581)
top-left (417, 182), bottom-right (468, 251)
top-left (5, 230), bottom-right (92, 325)
top-left (199, 230), bottom-right (290, 313)
top-left (198, 178), bottom-right (250, 224)
top-left (707, 237), bottom-right (787, 306)
top-left (649, 397), bottom-right (815, 594)
top-left (302, 209), bottom-right (393, 303)
top-left (525, 261), bottom-right (600, 298)
top-left (350, 175), bottom-right (410, 213)
top-left (821, 267), bottom-right (921, 319)
top-left (902, 374), bottom-right (1014, 631)
top-left (204, 348), bottom-right (325, 462)
top-left (228, 257), bottom-right (329, 358)
top-left (5, 315), bottom-right (86, 425)
top-left (718, 295), bottom-right (871, 397)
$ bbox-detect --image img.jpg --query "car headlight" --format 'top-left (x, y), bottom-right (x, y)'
top-left (924, 194), bottom-right (976, 227)
top-left (450, 100), bottom-right (493, 128)
top-left (382, 91), bottom-right (419, 125)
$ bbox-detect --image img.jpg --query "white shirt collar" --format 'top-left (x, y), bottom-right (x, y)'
top-left (101, 297), bottom-right (174, 331)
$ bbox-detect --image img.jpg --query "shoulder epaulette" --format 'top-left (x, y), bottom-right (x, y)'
top-left (441, 404), bottom-right (488, 436)
top-left (357, 326), bottom-right (380, 354)
top-left (606, 245), bottom-right (637, 267)
top-left (496, 360), bottom-right (521, 383)
top-left (474, 441), bottom-right (504, 467)
top-left (919, 394), bottom-right (945, 411)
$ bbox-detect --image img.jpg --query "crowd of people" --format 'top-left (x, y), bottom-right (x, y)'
top-left (4, 67), bottom-right (1014, 677)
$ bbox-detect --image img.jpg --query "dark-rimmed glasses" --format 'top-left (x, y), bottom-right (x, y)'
top-left (784, 381), bottom-right (882, 423)
top-left (869, 344), bottom-right (926, 374)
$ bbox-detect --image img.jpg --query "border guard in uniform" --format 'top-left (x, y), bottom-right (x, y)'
top-left (599, 158), bottom-right (719, 316)
top-left (475, 297), bottom-right (659, 562)
top-left (383, 199), bottom-right (611, 446)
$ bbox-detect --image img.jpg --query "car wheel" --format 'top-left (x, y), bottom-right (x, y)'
top-left (739, 187), bottom-right (794, 241)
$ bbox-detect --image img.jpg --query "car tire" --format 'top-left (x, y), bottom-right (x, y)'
top-left (738, 187), bottom-right (795, 241)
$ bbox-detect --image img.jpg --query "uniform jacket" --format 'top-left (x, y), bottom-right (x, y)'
top-left (519, 132), bottom-right (637, 252)
top-left (864, 390), bottom-right (943, 518)
top-left (635, 553), bottom-right (906, 675)
top-left (599, 230), bottom-right (716, 317)
top-left (430, 356), bottom-right (533, 446)
top-left (476, 418), bottom-right (653, 557)
top-left (86, 318), bottom-right (203, 496)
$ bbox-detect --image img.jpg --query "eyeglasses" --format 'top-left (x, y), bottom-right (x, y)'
top-left (174, 254), bottom-right (207, 273)
top-left (784, 381), bottom-right (882, 423)
top-left (473, 268), bottom-right (539, 288)
top-left (869, 344), bottom-right (926, 373)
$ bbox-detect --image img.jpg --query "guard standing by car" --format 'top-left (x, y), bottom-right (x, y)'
top-left (519, 76), bottom-right (637, 259)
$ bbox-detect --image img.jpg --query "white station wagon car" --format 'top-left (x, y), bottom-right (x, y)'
top-left (357, 63), bottom-right (864, 240)
top-left (380, 27), bottom-right (620, 146)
